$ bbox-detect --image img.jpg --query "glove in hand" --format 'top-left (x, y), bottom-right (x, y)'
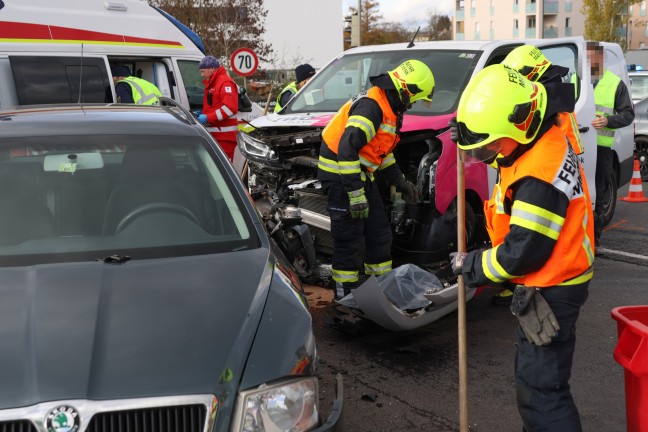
top-left (348, 188), bottom-right (369, 219)
top-left (449, 116), bottom-right (458, 144)
top-left (449, 251), bottom-right (467, 276)
top-left (198, 114), bottom-right (208, 124)
top-left (511, 285), bottom-right (560, 346)
top-left (193, 109), bottom-right (202, 117)
top-left (396, 175), bottom-right (419, 203)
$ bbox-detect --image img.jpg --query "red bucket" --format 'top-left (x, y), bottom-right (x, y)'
top-left (611, 306), bottom-right (648, 432)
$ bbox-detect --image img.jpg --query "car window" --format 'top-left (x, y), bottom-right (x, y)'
top-left (629, 74), bottom-right (648, 103)
top-left (10, 56), bottom-right (110, 104)
top-left (286, 49), bottom-right (482, 116)
top-left (177, 59), bottom-right (204, 110)
top-left (540, 44), bottom-right (580, 98)
top-left (0, 135), bottom-right (258, 266)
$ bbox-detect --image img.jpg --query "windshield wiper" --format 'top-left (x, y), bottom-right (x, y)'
top-left (98, 255), bottom-right (131, 264)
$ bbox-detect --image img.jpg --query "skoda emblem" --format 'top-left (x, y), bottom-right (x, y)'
top-left (45, 405), bottom-right (80, 432)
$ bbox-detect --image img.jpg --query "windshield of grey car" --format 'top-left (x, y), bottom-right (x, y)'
top-left (0, 135), bottom-right (259, 266)
top-left (284, 49), bottom-right (481, 115)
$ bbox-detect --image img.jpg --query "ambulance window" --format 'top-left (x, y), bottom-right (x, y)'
top-left (177, 60), bottom-right (203, 110)
top-left (10, 57), bottom-right (110, 105)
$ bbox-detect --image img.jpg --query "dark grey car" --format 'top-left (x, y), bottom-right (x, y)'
top-left (0, 103), bottom-right (342, 432)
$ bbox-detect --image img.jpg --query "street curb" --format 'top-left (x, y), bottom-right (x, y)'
top-left (596, 248), bottom-right (648, 267)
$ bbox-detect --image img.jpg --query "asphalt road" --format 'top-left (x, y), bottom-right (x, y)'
top-left (308, 183), bottom-right (648, 432)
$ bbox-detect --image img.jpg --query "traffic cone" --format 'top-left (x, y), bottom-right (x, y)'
top-left (620, 158), bottom-right (648, 202)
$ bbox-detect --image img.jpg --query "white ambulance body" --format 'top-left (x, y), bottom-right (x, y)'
top-left (0, 0), bottom-right (262, 123)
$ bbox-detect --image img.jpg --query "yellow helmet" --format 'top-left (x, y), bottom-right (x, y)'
top-left (388, 59), bottom-right (435, 103)
top-left (456, 64), bottom-right (547, 160)
top-left (503, 44), bottom-right (551, 82)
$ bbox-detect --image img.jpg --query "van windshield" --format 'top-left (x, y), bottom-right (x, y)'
top-left (284, 49), bottom-right (481, 116)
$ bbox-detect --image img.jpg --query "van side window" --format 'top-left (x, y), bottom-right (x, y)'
top-left (540, 45), bottom-right (579, 99)
top-left (177, 60), bottom-right (203, 110)
top-left (10, 56), bottom-right (110, 105)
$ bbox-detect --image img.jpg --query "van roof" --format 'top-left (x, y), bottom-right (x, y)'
top-left (0, 0), bottom-right (203, 56)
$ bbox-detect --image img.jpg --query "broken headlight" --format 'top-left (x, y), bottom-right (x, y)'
top-left (233, 377), bottom-right (319, 432)
top-left (238, 132), bottom-right (278, 163)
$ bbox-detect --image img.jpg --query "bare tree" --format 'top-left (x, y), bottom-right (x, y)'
top-left (150, 0), bottom-right (272, 65)
top-left (427, 13), bottom-right (451, 41)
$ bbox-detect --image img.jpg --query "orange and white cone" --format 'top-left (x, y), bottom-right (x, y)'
top-left (620, 158), bottom-right (648, 202)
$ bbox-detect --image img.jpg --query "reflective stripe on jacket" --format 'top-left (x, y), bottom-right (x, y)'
top-left (320, 86), bottom-right (398, 175)
top-left (274, 82), bottom-right (297, 112)
top-left (594, 70), bottom-right (621, 148)
top-left (558, 111), bottom-right (584, 155)
top-left (483, 125), bottom-right (595, 287)
top-left (202, 67), bottom-right (239, 142)
top-left (118, 76), bottom-right (162, 105)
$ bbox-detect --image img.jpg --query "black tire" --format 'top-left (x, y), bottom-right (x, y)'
top-left (600, 168), bottom-right (618, 226)
top-left (636, 137), bottom-right (648, 182)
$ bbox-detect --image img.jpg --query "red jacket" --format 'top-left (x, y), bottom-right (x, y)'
top-left (202, 66), bottom-right (239, 142)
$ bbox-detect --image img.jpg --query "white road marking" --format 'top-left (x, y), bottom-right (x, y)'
top-left (597, 248), bottom-right (648, 262)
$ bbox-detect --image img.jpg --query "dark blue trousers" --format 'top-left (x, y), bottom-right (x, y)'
top-left (515, 282), bottom-right (589, 432)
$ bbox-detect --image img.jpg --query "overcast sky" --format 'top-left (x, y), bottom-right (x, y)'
top-left (342, 0), bottom-right (455, 25)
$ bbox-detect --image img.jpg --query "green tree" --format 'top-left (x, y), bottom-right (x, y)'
top-left (427, 13), bottom-right (452, 41)
top-left (582, 0), bottom-right (641, 49)
top-left (150, 0), bottom-right (272, 65)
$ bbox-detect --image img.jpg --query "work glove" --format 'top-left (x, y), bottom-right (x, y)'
top-left (449, 251), bottom-right (467, 276)
top-left (192, 109), bottom-right (202, 117)
top-left (396, 174), bottom-right (419, 203)
top-left (449, 116), bottom-right (458, 144)
top-left (198, 114), bottom-right (208, 124)
top-left (347, 188), bottom-right (369, 219)
top-left (510, 285), bottom-right (560, 346)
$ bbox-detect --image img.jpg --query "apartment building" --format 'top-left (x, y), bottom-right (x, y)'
top-left (627, 1), bottom-right (648, 49)
top-left (453, 0), bottom-right (584, 41)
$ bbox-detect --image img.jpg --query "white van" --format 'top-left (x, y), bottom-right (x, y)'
top-left (0, 0), bottom-right (262, 126)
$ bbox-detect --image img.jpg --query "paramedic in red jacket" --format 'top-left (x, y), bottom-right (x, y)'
top-left (197, 55), bottom-right (239, 161)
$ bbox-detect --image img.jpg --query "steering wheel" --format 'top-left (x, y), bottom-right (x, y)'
top-left (116, 202), bottom-right (200, 233)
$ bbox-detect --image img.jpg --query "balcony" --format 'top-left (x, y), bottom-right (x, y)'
top-left (456, 32), bottom-right (465, 40)
top-left (475, 31), bottom-right (481, 40)
top-left (490, 6), bottom-right (495, 16)
top-left (456, 8), bottom-right (464, 20)
top-left (490, 29), bottom-right (495, 39)
top-left (544, 1), bottom-right (558, 14)
top-left (565, 26), bottom-right (572, 36)
top-left (525, 27), bottom-right (537, 37)
top-left (543, 26), bottom-right (557, 38)
top-left (526, 2), bottom-right (537, 14)
top-left (513, 28), bottom-right (520, 38)
top-left (513, 4), bottom-right (519, 13)
top-left (470, 7), bottom-right (476, 17)
top-left (565, 2), bottom-right (572, 12)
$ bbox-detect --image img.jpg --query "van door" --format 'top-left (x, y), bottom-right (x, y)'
top-left (534, 39), bottom-right (598, 204)
top-left (106, 58), bottom-right (175, 101)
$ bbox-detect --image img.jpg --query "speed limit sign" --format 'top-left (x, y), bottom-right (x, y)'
top-left (230, 48), bottom-right (259, 77)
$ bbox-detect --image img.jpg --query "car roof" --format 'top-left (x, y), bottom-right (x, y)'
top-left (0, 104), bottom-right (206, 139)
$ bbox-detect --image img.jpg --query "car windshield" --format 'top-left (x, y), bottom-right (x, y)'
top-left (284, 49), bottom-right (481, 116)
top-left (630, 73), bottom-right (648, 103)
top-left (0, 135), bottom-right (258, 266)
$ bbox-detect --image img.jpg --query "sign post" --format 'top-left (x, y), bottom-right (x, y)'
top-left (230, 48), bottom-right (259, 77)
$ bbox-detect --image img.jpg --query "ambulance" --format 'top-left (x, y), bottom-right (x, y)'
top-left (0, 0), bottom-right (262, 128)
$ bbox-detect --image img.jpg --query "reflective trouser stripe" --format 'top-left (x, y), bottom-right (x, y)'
top-left (364, 260), bottom-right (392, 275)
top-left (332, 269), bottom-right (359, 283)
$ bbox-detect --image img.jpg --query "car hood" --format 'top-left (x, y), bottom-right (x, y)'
top-left (0, 249), bottom-right (272, 409)
top-left (251, 111), bottom-right (455, 132)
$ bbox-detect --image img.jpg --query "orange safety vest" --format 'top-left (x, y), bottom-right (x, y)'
top-left (484, 125), bottom-right (594, 287)
top-left (321, 86), bottom-right (398, 173)
top-left (558, 111), bottom-right (584, 155)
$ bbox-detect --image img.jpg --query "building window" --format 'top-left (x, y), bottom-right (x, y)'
top-left (566, 17), bottom-right (570, 27)
top-left (471, 0), bottom-right (475, 8)
top-left (528, 16), bottom-right (536, 28)
top-left (514, 0), bottom-right (519, 5)
top-left (514, 19), bottom-right (519, 29)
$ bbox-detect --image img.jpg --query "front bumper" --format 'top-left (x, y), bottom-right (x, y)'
top-left (312, 373), bottom-right (344, 432)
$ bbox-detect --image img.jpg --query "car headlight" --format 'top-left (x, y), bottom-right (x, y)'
top-left (234, 377), bottom-right (319, 432)
top-left (238, 132), bottom-right (277, 161)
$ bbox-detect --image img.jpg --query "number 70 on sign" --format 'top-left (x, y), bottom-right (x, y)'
top-left (230, 48), bottom-right (259, 77)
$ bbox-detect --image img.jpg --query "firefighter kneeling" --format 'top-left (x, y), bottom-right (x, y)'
top-left (450, 64), bottom-right (594, 431)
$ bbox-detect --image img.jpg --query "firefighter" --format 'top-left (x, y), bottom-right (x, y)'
top-left (111, 65), bottom-right (162, 105)
top-left (197, 55), bottom-right (239, 161)
top-left (317, 59), bottom-right (435, 300)
top-left (274, 63), bottom-right (316, 113)
top-left (451, 64), bottom-right (594, 431)
top-left (491, 44), bottom-right (585, 306)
